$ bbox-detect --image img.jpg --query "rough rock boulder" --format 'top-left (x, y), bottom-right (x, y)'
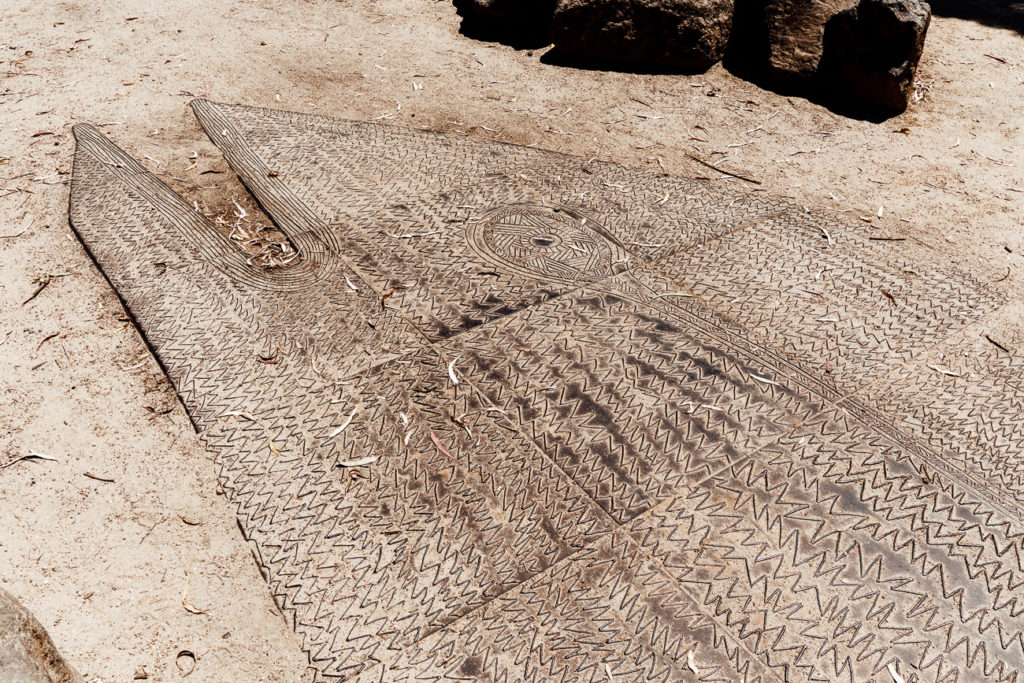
top-left (761, 0), bottom-right (859, 84)
top-left (551, 0), bottom-right (734, 71)
top-left (821, 0), bottom-right (931, 113)
top-left (453, 0), bottom-right (557, 42)
top-left (1, 588), bottom-right (83, 683)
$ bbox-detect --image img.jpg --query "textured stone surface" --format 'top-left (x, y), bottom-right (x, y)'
top-left (0, 588), bottom-right (82, 683)
top-left (763, 0), bottom-right (858, 83)
top-left (552, 0), bottom-right (733, 71)
top-left (67, 101), bottom-right (1020, 681)
top-left (821, 0), bottom-right (932, 113)
top-left (730, 0), bottom-right (930, 113)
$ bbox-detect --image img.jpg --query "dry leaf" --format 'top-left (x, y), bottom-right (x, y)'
top-left (329, 407), bottom-right (359, 438)
top-left (430, 430), bottom-right (453, 459)
top-left (686, 650), bottom-right (700, 675)
top-left (337, 455), bottom-right (378, 468)
top-left (180, 578), bottom-right (207, 615)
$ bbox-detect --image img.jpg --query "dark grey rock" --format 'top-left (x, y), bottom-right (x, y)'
top-left (455, 0), bottom-right (551, 20)
top-left (453, 0), bottom-right (557, 45)
top-left (0, 588), bottom-right (83, 683)
top-left (820, 0), bottom-right (931, 113)
top-left (551, 0), bottom-right (733, 71)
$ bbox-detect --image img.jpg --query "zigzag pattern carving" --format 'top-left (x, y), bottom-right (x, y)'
top-left (67, 101), bottom-right (1019, 681)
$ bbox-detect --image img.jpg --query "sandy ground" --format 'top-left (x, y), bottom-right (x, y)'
top-left (1, 0), bottom-right (1021, 680)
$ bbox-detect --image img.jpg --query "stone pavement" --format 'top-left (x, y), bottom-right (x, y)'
top-left (67, 100), bottom-right (1024, 681)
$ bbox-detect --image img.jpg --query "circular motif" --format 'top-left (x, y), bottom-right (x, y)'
top-left (469, 204), bottom-right (624, 283)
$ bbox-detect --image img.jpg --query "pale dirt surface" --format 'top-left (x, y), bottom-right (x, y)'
top-left (1, 0), bottom-right (1022, 681)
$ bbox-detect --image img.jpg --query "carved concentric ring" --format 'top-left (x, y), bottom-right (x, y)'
top-left (469, 204), bottom-right (622, 283)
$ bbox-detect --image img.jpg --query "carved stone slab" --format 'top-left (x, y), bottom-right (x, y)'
top-left (68, 101), bottom-right (1019, 682)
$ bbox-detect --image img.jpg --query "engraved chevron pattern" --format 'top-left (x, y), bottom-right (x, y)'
top-left (67, 101), bottom-right (1021, 681)
top-left (647, 210), bottom-right (1005, 393)
top-left (855, 309), bottom-right (1024, 502)
top-left (385, 531), bottom-right (776, 682)
top-left (443, 273), bottom-right (828, 523)
top-left (630, 410), bottom-right (1024, 682)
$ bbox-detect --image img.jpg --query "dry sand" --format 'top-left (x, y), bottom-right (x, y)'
top-left (1, 0), bottom-right (1021, 680)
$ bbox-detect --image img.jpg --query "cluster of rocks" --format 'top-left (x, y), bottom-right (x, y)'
top-left (454, 0), bottom-right (931, 116)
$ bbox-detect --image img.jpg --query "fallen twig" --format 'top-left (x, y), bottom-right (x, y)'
top-left (985, 334), bottom-right (1010, 353)
top-left (36, 332), bottom-right (59, 351)
top-left (1, 452), bottom-right (57, 469)
top-left (0, 213), bottom-right (32, 238)
top-left (973, 150), bottom-right (1012, 167)
top-left (138, 517), bottom-right (166, 545)
top-left (22, 273), bottom-right (69, 306)
top-left (381, 288), bottom-right (396, 310)
top-left (684, 153), bottom-right (761, 185)
top-left (927, 364), bottom-right (961, 378)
